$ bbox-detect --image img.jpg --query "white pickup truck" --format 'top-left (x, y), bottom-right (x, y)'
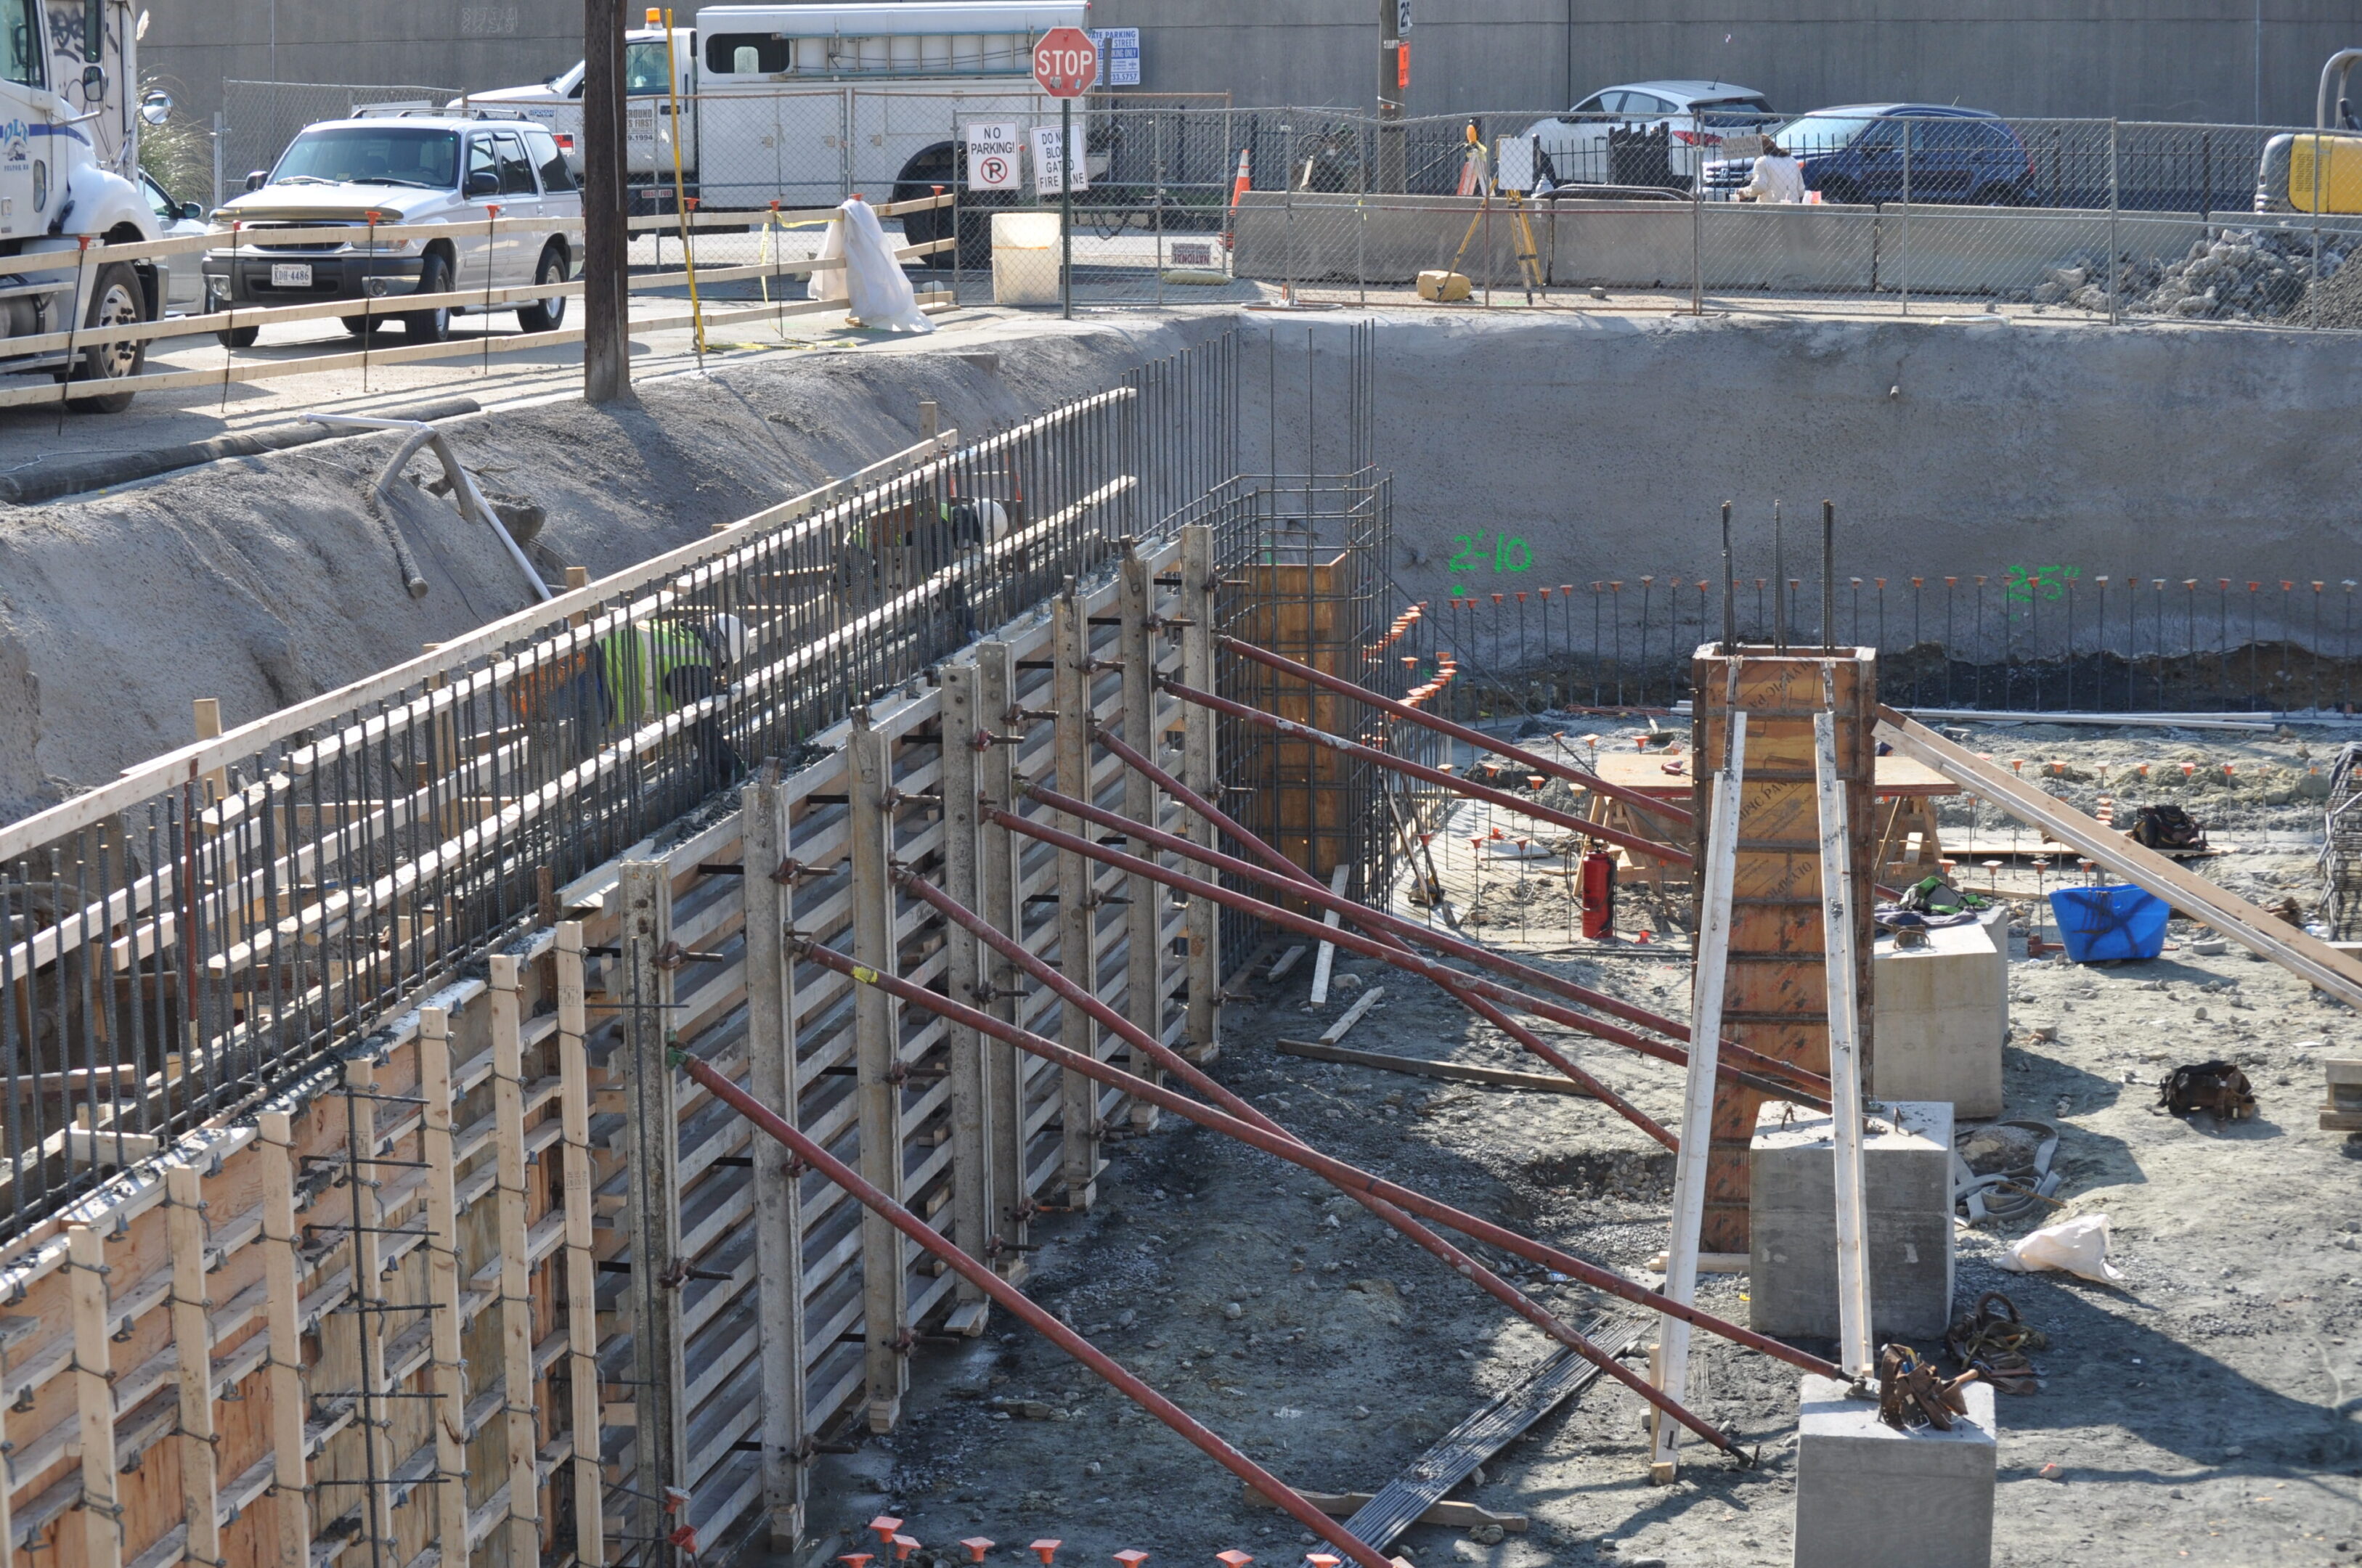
top-left (200, 115), bottom-right (585, 346)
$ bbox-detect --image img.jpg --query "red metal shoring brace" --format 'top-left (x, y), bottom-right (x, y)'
top-left (781, 935), bottom-right (1838, 1383)
top-left (1217, 632), bottom-right (1693, 830)
top-left (1160, 674), bottom-right (1693, 870)
top-left (667, 1054), bottom-right (1402, 1568)
top-left (897, 870), bottom-right (1740, 1450)
top-left (991, 803), bottom-right (1820, 1115)
top-left (1065, 733), bottom-right (1826, 1098)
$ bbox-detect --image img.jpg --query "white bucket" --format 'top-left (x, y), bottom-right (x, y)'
top-left (991, 211), bottom-right (1063, 306)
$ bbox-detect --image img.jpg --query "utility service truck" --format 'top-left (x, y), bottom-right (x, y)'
top-left (461, 1), bottom-right (1103, 250)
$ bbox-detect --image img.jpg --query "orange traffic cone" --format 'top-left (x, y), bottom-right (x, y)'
top-left (1222, 147), bottom-right (1250, 250)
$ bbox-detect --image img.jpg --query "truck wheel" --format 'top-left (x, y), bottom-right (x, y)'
top-left (404, 252), bottom-right (452, 342)
top-left (64, 262), bottom-right (147, 415)
top-left (517, 245), bottom-right (568, 332)
top-left (216, 326), bottom-right (260, 348)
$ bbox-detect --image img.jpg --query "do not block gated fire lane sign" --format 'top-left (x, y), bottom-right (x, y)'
top-left (966, 121), bottom-right (1022, 190)
top-left (1032, 25), bottom-right (1097, 96)
top-left (1031, 123), bottom-right (1087, 196)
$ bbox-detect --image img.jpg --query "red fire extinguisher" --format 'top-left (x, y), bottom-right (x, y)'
top-left (1580, 847), bottom-right (1616, 939)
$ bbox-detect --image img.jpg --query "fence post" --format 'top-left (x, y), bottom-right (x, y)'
top-left (847, 716), bottom-right (910, 1428)
top-left (2107, 118), bottom-right (2120, 325)
top-left (741, 766), bottom-right (809, 1545)
top-left (619, 860), bottom-right (691, 1521)
top-left (1691, 150), bottom-right (1703, 314)
top-left (1899, 122), bottom-right (1910, 317)
top-left (211, 109), bottom-right (226, 208)
top-left (934, 667), bottom-right (998, 1290)
top-left (1120, 546), bottom-right (1165, 1127)
top-left (1181, 523), bottom-right (1221, 1060)
top-left (972, 640), bottom-right (1031, 1269)
top-left (1053, 587), bottom-right (1104, 1206)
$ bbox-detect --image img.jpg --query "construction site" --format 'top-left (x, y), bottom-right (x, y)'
top-left (0, 292), bottom-right (2359, 1568)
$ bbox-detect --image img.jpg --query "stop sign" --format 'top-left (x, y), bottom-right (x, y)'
top-left (1032, 26), bottom-right (1099, 97)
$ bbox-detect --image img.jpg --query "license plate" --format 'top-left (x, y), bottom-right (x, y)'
top-left (270, 263), bottom-right (312, 287)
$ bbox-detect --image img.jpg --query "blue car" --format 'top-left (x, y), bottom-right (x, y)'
top-left (1701, 104), bottom-right (2036, 205)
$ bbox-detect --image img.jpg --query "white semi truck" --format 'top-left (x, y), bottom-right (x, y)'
top-left (0, 0), bottom-right (173, 409)
top-left (460, 1), bottom-right (1100, 253)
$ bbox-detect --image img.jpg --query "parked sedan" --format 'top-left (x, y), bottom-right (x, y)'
top-left (1701, 104), bottom-right (2036, 205)
top-left (1524, 81), bottom-right (1777, 188)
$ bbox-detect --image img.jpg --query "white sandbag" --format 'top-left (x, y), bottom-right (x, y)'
top-left (806, 197), bottom-right (932, 333)
top-left (1994, 1212), bottom-right (2125, 1284)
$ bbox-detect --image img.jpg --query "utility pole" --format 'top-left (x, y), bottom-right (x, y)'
top-left (1377, 0), bottom-right (1406, 192)
top-left (582, 0), bottom-right (630, 402)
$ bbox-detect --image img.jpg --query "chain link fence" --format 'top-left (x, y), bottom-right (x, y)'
top-left (219, 80), bottom-right (463, 200)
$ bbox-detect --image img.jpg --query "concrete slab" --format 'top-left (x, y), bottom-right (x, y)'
top-left (1793, 1372), bottom-right (1996, 1568)
top-left (1872, 904), bottom-right (2009, 1117)
top-left (1750, 1100), bottom-right (1955, 1342)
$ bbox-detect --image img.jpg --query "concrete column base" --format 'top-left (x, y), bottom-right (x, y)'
top-left (1750, 1100), bottom-right (1956, 1342)
top-left (1794, 1373), bottom-right (1996, 1568)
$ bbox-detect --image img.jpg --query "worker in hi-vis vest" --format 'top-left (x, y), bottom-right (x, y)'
top-left (510, 612), bottom-right (747, 792)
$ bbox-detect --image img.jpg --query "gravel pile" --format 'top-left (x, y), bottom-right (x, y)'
top-left (2031, 226), bottom-right (2354, 322)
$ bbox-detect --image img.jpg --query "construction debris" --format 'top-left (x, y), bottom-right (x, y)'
top-left (2158, 1059), bottom-right (2258, 1120)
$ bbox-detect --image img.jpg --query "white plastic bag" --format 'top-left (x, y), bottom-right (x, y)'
top-left (806, 197), bottom-right (933, 333)
top-left (1995, 1212), bottom-right (2125, 1285)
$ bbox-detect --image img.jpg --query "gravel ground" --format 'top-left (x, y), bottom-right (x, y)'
top-left (773, 717), bottom-right (2362, 1568)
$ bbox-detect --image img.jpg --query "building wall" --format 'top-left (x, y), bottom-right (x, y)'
top-left (145, 0), bottom-right (2361, 140)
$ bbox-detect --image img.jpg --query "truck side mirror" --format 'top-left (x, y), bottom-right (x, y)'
top-left (80, 63), bottom-right (105, 98)
top-left (245, 170), bottom-right (267, 191)
top-left (139, 89), bottom-right (172, 126)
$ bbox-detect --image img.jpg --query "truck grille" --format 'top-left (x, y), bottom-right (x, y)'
top-left (238, 221), bottom-right (359, 254)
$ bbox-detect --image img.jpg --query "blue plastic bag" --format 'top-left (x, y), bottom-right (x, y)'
top-left (2048, 883), bottom-right (2168, 963)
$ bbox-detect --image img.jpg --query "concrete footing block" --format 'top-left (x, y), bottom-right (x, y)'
top-left (1793, 1373), bottom-right (1996, 1568)
top-left (1750, 1100), bottom-right (1955, 1342)
top-left (1872, 905), bottom-right (2009, 1118)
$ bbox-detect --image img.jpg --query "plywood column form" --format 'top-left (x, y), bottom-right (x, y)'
top-left (1119, 547), bottom-right (1165, 1128)
top-left (164, 1161), bottom-right (221, 1568)
top-left (846, 719), bottom-right (908, 1431)
top-left (738, 770), bottom-right (808, 1547)
top-left (1179, 523), bottom-right (1221, 1061)
top-left (618, 862), bottom-right (690, 1545)
top-left (341, 1055), bottom-right (396, 1564)
top-left (971, 642), bottom-right (1030, 1275)
top-left (488, 954), bottom-right (540, 1564)
top-left (1688, 646), bottom-right (1878, 1254)
top-left (417, 1007), bottom-right (470, 1561)
top-left (934, 669), bottom-right (996, 1302)
top-left (553, 923), bottom-right (605, 1567)
top-left (68, 1223), bottom-right (120, 1568)
top-left (1051, 589), bottom-right (1101, 1210)
top-left (256, 1109), bottom-right (311, 1568)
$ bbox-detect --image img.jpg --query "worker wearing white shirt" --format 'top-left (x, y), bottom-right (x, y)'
top-left (1738, 141), bottom-right (1805, 203)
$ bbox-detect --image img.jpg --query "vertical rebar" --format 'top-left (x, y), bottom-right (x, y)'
top-left (1719, 502), bottom-right (1735, 651)
top-left (1820, 499), bottom-right (1834, 654)
top-left (1772, 501), bottom-right (1786, 653)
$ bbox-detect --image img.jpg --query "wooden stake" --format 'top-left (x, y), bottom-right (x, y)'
top-left (972, 642), bottom-right (1030, 1273)
top-left (1120, 547), bottom-right (1165, 1129)
top-left (1307, 862), bottom-right (1353, 1006)
top-left (740, 771), bottom-right (810, 1545)
top-left (845, 725), bottom-right (908, 1432)
top-left (418, 1008), bottom-right (470, 1558)
top-left (555, 923), bottom-right (606, 1566)
top-left (256, 1109), bottom-right (311, 1568)
top-left (1653, 714), bottom-right (1745, 1482)
top-left (1815, 703), bottom-right (1873, 1379)
top-left (490, 955), bottom-right (540, 1564)
top-left (1052, 591), bottom-right (1102, 1207)
top-left (166, 1161), bottom-right (222, 1565)
top-left (1314, 982), bottom-right (1385, 1046)
top-left (344, 1055), bottom-right (396, 1563)
top-left (934, 671), bottom-right (995, 1304)
top-left (192, 697), bottom-right (227, 804)
top-left (1180, 523), bottom-right (1221, 1058)
top-left (68, 1223), bottom-right (120, 1568)
top-left (619, 862), bottom-right (691, 1530)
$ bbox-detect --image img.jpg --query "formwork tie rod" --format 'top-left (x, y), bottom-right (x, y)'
top-left (896, 866), bottom-right (1740, 1454)
top-left (1216, 633), bottom-right (1695, 829)
top-left (669, 1048), bottom-right (1399, 1568)
top-left (1040, 760), bottom-right (1828, 1102)
top-left (991, 803), bottom-right (1820, 1118)
top-left (1158, 675), bottom-right (1695, 870)
top-left (790, 935), bottom-right (1841, 1383)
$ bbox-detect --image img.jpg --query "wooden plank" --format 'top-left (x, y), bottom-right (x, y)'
top-left (740, 771), bottom-right (809, 1546)
top-left (1307, 864), bottom-right (1353, 1007)
top-left (618, 862), bottom-right (691, 1536)
top-left (846, 727), bottom-right (908, 1430)
top-left (419, 1007), bottom-right (471, 1560)
top-left (553, 924), bottom-right (605, 1567)
top-left (1814, 706), bottom-right (1874, 1379)
top-left (1266, 946), bottom-right (1307, 981)
top-left (1653, 714), bottom-right (1744, 1482)
top-left (345, 1054), bottom-right (396, 1562)
top-left (1239, 1487), bottom-right (1526, 1532)
top-left (489, 955), bottom-right (540, 1565)
top-left (1180, 523), bottom-right (1221, 1059)
top-left (972, 642), bottom-right (1030, 1277)
top-left (1339, 1321), bottom-right (1644, 1551)
top-left (1120, 548), bottom-right (1165, 1129)
top-left (1271, 1037), bottom-right (1589, 1097)
top-left (934, 668), bottom-right (995, 1309)
top-left (1878, 706), bottom-right (2362, 1009)
top-left (69, 1222), bottom-right (121, 1568)
top-left (1052, 593), bottom-right (1102, 1209)
top-left (1316, 984), bottom-right (1385, 1046)
top-left (166, 1161), bottom-right (223, 1567)
top-left (256, 1109), bottom-right (311, 1568)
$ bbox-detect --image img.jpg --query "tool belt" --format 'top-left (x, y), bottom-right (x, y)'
top-left (2159, 1060), bottom-right (2256, 1120)
top-left (1876, 1343), bottom-right (1979, 1431)
top-left (1945, 1290), bottom-right (2044, 1396)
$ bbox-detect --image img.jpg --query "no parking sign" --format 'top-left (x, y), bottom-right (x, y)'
top-left (965, 121), bottom-right (1022, 190)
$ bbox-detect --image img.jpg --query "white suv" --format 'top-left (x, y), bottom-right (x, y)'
top-left (202, 115), bottom-right (585, 346)
top-left (1524, 81), bottom-right (1777, 189)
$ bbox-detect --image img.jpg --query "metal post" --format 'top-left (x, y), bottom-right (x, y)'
top-left (582, 0), bottom-right (630, 401)
top-left (1180, 524), bottom-right (1221, 1059)
top-left (847, 716), bottom-right (909, 1428)
top-left (1899, 121), bottom-right (1910, 317)
top-left (2107, 119), bottom-right (2121, 326)
top-left (1691, 150), bottom-right (1703, 314)
top-left (1061, 95), bottom-right (1074, 319)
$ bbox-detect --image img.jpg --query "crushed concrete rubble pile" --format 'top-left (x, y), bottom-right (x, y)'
top-left (2034, 227), bottom-right (2355, 321)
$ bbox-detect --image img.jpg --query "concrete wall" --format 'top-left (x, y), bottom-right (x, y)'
top-left (144, 1), bottom-right (2362, 142)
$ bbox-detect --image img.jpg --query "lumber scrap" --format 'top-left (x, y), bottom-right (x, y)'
top-left (1239, 1487), bottom-right (1526, 1532)
top-left (1316, 984), bottom-right (1386, 1045)
top-left (1337, 1320), bottom-right (1644, 1551)
top-left (1271, 1038), bottom-right (1590, 1097)
top-left (1877, 706), bottom-right (2362, 1009)
top-left (1308, 863), bottom-right (1353, 1005)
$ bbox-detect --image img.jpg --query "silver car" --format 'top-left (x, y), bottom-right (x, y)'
top-left (1524, 80), bottom-right (1777, 189)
